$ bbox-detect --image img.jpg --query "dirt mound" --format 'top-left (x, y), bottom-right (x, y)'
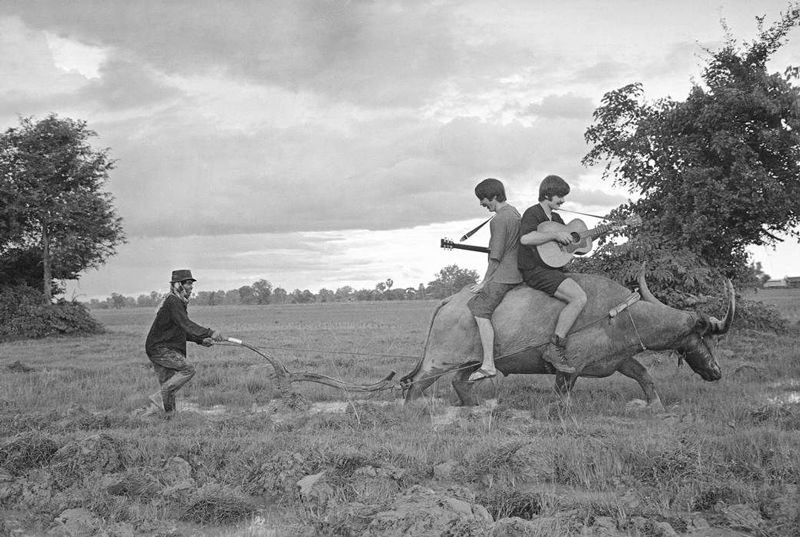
top-left (106, 470), bottom-right (161, 499)
top-left (362, 484), bottom-right (493, 536)
top-left (244, 450), bottom-right (317, 497)
top-left (50, 433), bottom-right (125, 489)
top-left (181, 484), bottom-right (259, 524)
top-left (6, 360), bottom-right (36, 373)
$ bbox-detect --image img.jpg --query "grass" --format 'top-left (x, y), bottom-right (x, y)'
top-left (1, 296), bottom-right (799, 535)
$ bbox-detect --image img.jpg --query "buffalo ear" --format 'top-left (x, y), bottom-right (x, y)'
top-left (694, 316), bottom-right (710, 334)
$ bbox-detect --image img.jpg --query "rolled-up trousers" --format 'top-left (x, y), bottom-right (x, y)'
top-left (147, 346), bottom-right (196, 412)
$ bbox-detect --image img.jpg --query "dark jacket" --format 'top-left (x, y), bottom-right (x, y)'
top-left (145, 294), bottom-right (213, 356)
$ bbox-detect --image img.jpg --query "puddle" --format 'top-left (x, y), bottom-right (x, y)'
top-left (768, 392), bottom-right (800, 406)
top-left (430, 398), bottom-right (504, 427)
top-left (181, 402), bottom-right (228, 415)
top-left (765, 380), bottom-right (800, 407)
top-left (308, 401), bottom-right (352, 414)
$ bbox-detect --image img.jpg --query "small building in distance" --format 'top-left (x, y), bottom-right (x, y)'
top-left (764, 276), bottom-right (800, 288)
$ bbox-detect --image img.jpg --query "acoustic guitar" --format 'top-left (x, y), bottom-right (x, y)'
top-left (535, 214), bottom-right (641, 268)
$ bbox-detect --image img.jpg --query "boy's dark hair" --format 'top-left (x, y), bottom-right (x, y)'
top-left (474, 178), bottom-right (506, 202)
top-left (538, 175), bottom-right (570, 201)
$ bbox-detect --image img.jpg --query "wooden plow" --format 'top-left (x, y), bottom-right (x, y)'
top-left (221, 338), bottom-right (397, 399)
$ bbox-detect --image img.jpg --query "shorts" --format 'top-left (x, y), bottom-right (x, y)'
top-left (467, 282), bottom-right (516, 318)
top-left (522, 266), bottom-right (567, 296)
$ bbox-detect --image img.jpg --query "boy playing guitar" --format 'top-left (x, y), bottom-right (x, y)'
top-left (518, 175), bottom-right (584, 373)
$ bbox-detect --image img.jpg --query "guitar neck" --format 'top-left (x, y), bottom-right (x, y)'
top-left (440, 239), bottom-right (490, 254)
top-left (448, 243), bottom-right (490, 254)
top-left (580, 223), bottom-right (616, 240)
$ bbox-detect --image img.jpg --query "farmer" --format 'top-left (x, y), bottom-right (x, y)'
top-left (519, 175), bottom-right (586, 373)
top-left (145, 269), bottom-right (225, 416)
top-left (466, 178), bottom-right (523, 382)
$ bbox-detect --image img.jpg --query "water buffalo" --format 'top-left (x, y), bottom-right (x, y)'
top-left (400, 271), bottom-right (735, 410)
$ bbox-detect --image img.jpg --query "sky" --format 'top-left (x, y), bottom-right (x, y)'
top-left (1, 0), bottom-right (798, 300)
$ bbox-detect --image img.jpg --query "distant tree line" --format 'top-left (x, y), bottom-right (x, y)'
top-left (87, 265), bottom-right (481, 309)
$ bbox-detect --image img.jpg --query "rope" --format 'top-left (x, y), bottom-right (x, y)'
top-left (625, 309), bottom-right (648, 351)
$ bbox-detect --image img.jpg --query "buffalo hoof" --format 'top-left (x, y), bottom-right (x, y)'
top-left (452, 379), bottom-right (479, 406)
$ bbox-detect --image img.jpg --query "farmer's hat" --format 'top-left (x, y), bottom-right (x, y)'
top-left (170, 269), bottom-right (196, 283)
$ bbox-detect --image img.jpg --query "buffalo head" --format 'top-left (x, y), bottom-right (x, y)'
top-left (638, 271), bottom-right (735, 382)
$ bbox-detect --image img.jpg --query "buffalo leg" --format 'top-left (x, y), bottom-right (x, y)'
top-left (553, 372), bottom-right (577, 397)
top-left (403, 371), bottom-right (440, 402)
top-left (616, 358), bottom-right (664, 411)
top-left (452, 365), bottom-right (480, 407)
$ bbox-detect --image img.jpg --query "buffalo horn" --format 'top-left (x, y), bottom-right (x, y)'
top-left (637, 264), bottom-right (666, 307)
top-left (708, 279), bottom-right (736, 334)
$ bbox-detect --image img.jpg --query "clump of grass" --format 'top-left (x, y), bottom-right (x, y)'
top-left (181, 484), bottom-right (259, 524)
top-left (0, 431), bottom-right (59, 475)
top-left (242, 449), bottom-right (320, 498)
top-left (749, 404), bottom-right (800, 430)
top-left (462, 440), bottom-right (527, 483)
top-left (106, 470), bottom-right (162, 499)
top-left (50, 433), bottom-right (126, 490)
top-left (477, 487), bottom-right (542, 520)
top-left (691, 484), bottom-right (736, 511)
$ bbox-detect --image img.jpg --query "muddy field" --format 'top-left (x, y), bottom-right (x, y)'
top-left (1, 296), bottom-right (799, 536)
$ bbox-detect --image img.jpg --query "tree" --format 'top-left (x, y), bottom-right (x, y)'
top-left (581, 8), bottom-right (800, 296)
top-left (426, 264), bottom-right (480, 299)
top-left (317, 288), bottom-right (335, 302)
top-left (374, 281), bottom-right (387, 300)
top-left (0, 114), bottom-right (125, 302)
top-left (289, 289), bottom-right (314, 304)
top-left (251, 279), bottom-right (273, 304)
top-left (110, 293), bottom-right (126, 309)
top-left (238, 285), bottom-right (255, 305)
top-left (272, 287), bottom-right (288, 304)
top-left (335, 286), bottom-right (354, 301)
top-left (748, 261), bottom-right (771, 287)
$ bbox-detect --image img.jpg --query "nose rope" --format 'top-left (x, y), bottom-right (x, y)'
top-left (625, 309), bottom-right (648, 351)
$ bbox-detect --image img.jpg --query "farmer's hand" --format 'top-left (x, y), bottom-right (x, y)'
top-left (201, 338), bottom-right (214, 347)
top-left (211, 330), bottom-right (225, 342)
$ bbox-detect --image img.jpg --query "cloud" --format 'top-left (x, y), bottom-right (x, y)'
top-left (572, 61), bottom-right (630, 87)
top-left (2, 1), bottom-right (462, 108)
top-left (521, 93), bottom-right (596, 120)
top-left (95, 108), bottom-right (594, 239)
top-left (77, 59), bottom-right (184, 110)
top-left (0, 16), bottom-right (89, 121)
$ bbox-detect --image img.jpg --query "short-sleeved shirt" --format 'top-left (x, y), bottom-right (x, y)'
top-left (518, 204), bottom-right (568, 296)
top-left (145, 294), bottom-right (213, 357)
top-left (518, 204), bottom-right (565, 272)
top-left (487, 204), bottom-right (523, 284)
